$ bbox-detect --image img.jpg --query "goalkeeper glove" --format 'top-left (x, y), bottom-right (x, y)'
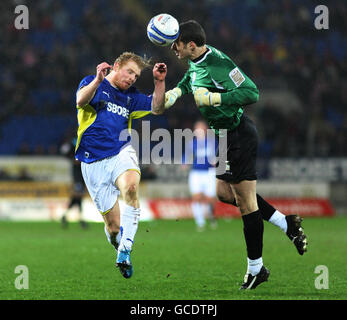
top-left (165, 87), bottom-right (182, 109)
top-left (194, 87), bottom-right (221, 107)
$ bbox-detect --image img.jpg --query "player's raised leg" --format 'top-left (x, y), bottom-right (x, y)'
top-left (115, 169), bottom-right (141, 279)
top-left (216, 179), bottom-right (307, 255)
top-left (102, 201), bottom-right (121, 251)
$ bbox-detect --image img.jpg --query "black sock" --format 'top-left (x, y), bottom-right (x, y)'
top-left (242, 210), bottom-right (264, 260)
top-left (256, 194), bottom-right (276, 221)
top-left (230, 194), bottom-right (276, 221)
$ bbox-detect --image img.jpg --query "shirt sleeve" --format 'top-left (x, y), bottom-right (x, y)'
top-left (177, 72), bottom-right (192, 95)
top-left (76, 75), bottom-right (109, 111)
top-left (77, 75), bottom-right (95, 92)
top-left (207, 56), bottom-right (259, 106)
top-left (220, 87), bottom-right (259, 106)
top-left (129, 91), bottom-right (153, 119)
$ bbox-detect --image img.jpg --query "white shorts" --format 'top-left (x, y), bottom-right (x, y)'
top-left (81, 145), bottom-right (140, 215)
top-left (188, 168), bottom-right (216, 197)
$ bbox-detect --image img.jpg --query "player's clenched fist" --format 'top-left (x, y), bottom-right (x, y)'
top-left (194, 87), bottom-right (221, 108)
top-left (153, 63), bottom-right (167, 81)
top-left (96, 62), bottom-right (112, 83)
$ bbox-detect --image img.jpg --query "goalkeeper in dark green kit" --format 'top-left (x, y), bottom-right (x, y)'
top-left (165, 20), bottom-right (308, 290)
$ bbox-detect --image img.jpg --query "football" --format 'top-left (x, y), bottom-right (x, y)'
top-left (147, 13), bottom-right (179, 47)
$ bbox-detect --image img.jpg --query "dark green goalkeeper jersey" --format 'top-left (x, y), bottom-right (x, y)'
top-left (177, 45), bottom-right (259, 135)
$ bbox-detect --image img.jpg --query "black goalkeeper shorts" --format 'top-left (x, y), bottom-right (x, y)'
top-left (216, 114), bottom-right (258, 184)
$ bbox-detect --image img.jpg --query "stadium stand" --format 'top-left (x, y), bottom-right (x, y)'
top-left (0, 0), bottom-right (346, 159)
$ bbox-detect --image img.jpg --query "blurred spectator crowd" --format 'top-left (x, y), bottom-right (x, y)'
top-left (0, 0), bottom-right (346, 157)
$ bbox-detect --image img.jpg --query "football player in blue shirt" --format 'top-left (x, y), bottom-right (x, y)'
top-left (184, 120), bottom-right (217, 231)
top-left (75, 52), bottom-right (167, 278)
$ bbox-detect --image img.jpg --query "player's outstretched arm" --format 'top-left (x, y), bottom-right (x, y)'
top-left (220, 87), bottom-right (259, 106)
top-left (194, 88), bottom-right (221, 108)
top-left (151, 63), bottom-right (167, 115)
top-left (194, 87), bottom-right (259, 108)
top-left (76, 62), bottom-right (111, 107)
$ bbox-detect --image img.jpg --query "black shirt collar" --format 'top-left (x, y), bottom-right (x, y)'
top-left (191, 47), bottom-right (211, 64)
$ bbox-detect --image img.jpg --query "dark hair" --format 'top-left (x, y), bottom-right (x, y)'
top-left (178, 20), bottom-right (206, 46)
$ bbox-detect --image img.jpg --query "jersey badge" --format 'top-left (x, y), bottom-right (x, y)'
top-left (229, 67), bottom-right (245, 87)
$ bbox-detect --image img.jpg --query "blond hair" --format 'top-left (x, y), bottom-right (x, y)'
top-left (114, 52), bottom-right (152, 70)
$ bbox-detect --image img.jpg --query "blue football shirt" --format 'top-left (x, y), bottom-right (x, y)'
top-left (184, 136), bottom-right (217, 170)
top-left (75, 75), bottom-right (153, 163)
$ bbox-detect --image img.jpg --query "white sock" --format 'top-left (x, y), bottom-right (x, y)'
top-left (202, 204), bottom-right (210, 218)
top-left (191, 202), bottom-right (205, 228)
top-left (119, 204), bottom-right (140, 251)
top-left (247, 257), bottom-right (263, 276)
top-left (104, 225), bottom-right (121, 251)
top-left (269, 210), bottom-right (288, 233)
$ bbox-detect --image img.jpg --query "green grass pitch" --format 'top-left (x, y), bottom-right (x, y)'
top-left (0, 216), bottom-right (346, 300)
